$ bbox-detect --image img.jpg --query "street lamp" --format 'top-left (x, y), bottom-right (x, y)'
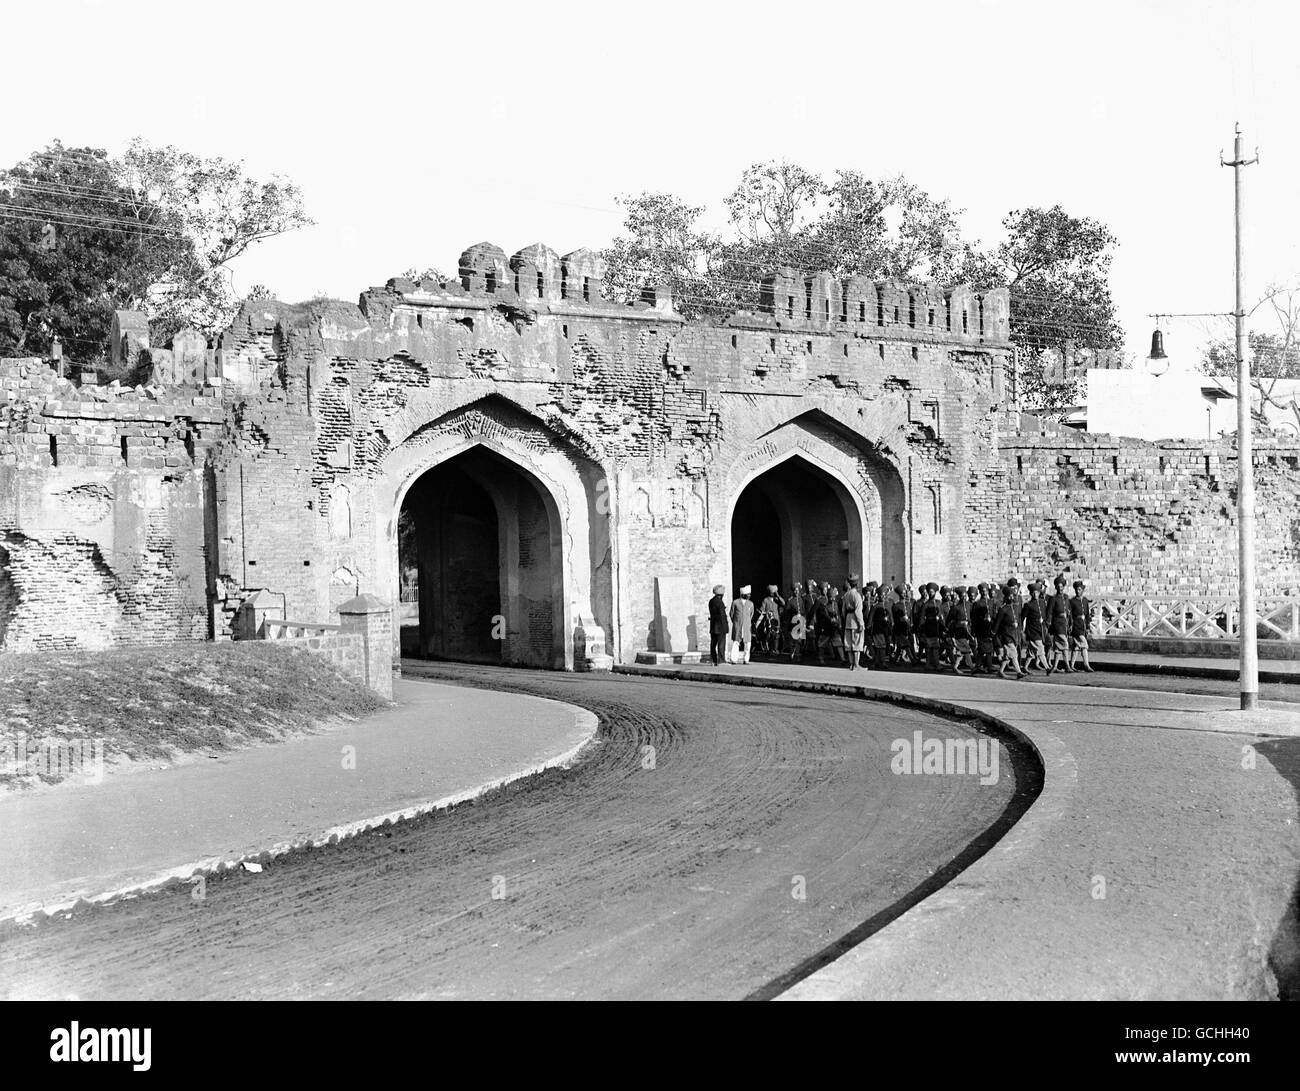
top-left (1145, 328), bottom-right (1170, 376)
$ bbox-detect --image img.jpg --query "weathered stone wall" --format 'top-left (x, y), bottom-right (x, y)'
top-left (0, 357), bottom-right (221, 651)
top-left (291, 248), bottom-right (1014, 665)
top-left (1000, 425), bottom-right (1300, 600)
top-left (33, 238), bottom-right (1298, 668)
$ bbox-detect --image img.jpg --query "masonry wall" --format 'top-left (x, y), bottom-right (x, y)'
top-left (0, 249), bottom-right (1066, 664)
top-left (999, 427), bottom-right (1300, 602)
top-left (0, 358), bottom-right (221, 651)
top-left (300, 252), bottom-right (1015, 665)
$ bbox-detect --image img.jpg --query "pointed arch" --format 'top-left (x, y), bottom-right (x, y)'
top-left (373, 396), bottom-right (615, 669)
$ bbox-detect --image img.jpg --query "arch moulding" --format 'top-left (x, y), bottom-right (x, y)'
top-left (372, 398), bottom-right (613, 671)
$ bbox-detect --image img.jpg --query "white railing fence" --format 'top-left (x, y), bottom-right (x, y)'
top-left (262, 619), bottom-right (343, 640)
top-left (1093, 597), bottom-right (1300, 642)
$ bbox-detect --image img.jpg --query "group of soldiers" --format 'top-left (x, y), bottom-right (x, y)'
top-left (710, 574), bottom-right (1096, 678)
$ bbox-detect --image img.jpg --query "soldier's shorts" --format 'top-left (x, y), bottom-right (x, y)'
top-left (978, 638), bottom-right (997, 661)
top-left (1027, 639), bottom-right (1046, 659)
top-left (1070, 634), bottom-right (1089, 651)
top-left (1051, 633), bottom-right (1069, 652)
top-left (844, 629), bottom-right (864, 652)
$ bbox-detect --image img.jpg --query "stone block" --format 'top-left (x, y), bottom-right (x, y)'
top-left (653, 575), bottom-right (695, 654)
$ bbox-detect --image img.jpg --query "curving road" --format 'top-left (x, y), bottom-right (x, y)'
top-left (0, 665), bottom-right (1037, 1000)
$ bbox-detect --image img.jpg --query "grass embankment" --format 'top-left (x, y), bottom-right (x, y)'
top-left (0, 642), bottom-right (388, 792)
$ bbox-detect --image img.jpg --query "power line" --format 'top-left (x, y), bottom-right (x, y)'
top-left (0, 203), bottom-right (181, 235)
top-left (0, 211), bottom-right (185, 242)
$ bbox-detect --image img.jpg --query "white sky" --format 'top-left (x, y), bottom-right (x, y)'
top-left (5, 0), bottom-right (1297, 364)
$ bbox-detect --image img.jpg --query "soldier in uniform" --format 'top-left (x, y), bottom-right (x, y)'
top-left (1068, 579), bottom-right (1096, 673)
top-left (919, 583), bottom-right (946, 671)
top-left (1021, 581), bottom-right (1049, 672)
top-left (948, 585), bottom-right (975, 674)
top-left (970, 583), bottom-right (995, 674)
top-left (841, 575), bottom-right (865, 671)
top-left (1045, 575), bottom-right (1073, 675)
top-left (868, 588), bottom-right (894, 670)
top-left (757, 584), bottom-right (784, 655)
top-left (891, 584), bottom-right (915, 665)
top-left (996, 582), bottom-right (1028, 679)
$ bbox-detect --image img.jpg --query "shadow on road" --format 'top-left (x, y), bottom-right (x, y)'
top-left (1256, 737), bottom-right (1300, 1000)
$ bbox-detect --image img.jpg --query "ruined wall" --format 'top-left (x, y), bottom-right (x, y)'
top-left (1000, 425), bottom-right (1300, 600)
top-left (282, 245), bottom-right (1015, 665)
top-left (0, 239), bottom-right (1019, 663)
top-left (0, 358), bottom-right (222, 651)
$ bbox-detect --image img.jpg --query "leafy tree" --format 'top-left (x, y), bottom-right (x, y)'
top-left (601, 193), bottom-right (726, 318)
top-left (966, 206), bottom-right (1124, 417)
top-left (1, 139), bottom-right (313, 368)
top-left (116, 138), bottom-right (313, 340)
top-left (808, 171), bottom-right (973, 284)
top-left (0, 142), bottom-right (185, 363)
top-left (982, 205), bottom-right (1123, 355)
top-left (723, 161), bottom-right (824, 249)
top-left (602, 162), bottom-right (980, 319)
top-left (599, 168), bottom-right (1124, 420)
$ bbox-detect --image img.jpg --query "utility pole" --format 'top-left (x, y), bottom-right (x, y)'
top-left (1222, 123), bottom-right (1259, 710)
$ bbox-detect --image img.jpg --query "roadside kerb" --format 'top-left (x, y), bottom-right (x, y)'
top-left (0, 684), bottom-right (599, 926)
top-left (616, 663), bottom-right (1300, 1000)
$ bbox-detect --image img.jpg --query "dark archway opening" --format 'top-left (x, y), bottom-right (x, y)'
top-left (730, 458), bottom-right (857, 598)
top-left (731, 485), bottom-right (783, 600)
top-left (398, 446), bottom-right (559, 666)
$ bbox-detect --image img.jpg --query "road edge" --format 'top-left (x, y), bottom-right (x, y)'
top-left (0, 684), bottom-right (599, 928)
top-left (613, 664), bottom-right (1076, 1001)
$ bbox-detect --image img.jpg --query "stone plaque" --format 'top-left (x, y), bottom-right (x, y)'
top-left (654, 575), bottom-right (695, 653)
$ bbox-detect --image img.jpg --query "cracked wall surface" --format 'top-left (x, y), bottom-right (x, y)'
top-left (2, 242), bottom-right (1297, 662)
top-left (1000, 429), bottom-right (1300, 602)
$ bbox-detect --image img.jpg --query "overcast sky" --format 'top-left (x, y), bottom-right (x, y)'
top-left (5, 0), bottom-right (1296, 364)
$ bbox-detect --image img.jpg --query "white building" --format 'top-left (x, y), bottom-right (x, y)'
top-left (1075, 357), bottom-right (1299, 440)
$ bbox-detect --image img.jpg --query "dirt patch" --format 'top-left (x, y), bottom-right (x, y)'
top-left (0, 642), bottom-right (387, 793)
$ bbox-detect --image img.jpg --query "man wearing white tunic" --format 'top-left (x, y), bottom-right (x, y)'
top-left (729, 585), bottom-right (755, 664)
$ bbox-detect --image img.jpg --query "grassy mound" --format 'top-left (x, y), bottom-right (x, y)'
top-left (0, 642), bottom-right (388, 791)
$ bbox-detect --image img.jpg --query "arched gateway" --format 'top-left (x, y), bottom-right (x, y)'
top-left (725, 415), bottom-right (907, 599)
top-left (374, 398), bottom-right (614, 671)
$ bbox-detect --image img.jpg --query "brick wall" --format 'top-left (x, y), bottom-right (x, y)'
top-left (29, 243), bottom-right (1292, 667)
top-left (0, 358), bottom-right (221, 651)
top-left (999, 429), bottom-right (1300, 598)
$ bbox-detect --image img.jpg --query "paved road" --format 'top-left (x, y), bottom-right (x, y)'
top-left (1045, 668), bottom-right (1300, 703)
top-left (0, 680), bottom-right (596, 922)
top-left (624, 660), bottom-right (1300, 1000)
top-left (742, 653), bottom-right (1300, 703)
top-left (0, 667), bottom-right (1030, 1001)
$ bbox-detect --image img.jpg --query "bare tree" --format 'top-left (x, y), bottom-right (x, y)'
top-left (1203, 282), bottom-right (1300, 433)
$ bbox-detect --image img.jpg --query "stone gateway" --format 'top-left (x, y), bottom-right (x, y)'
top-left (1, 241), bottom-right (1297, 669)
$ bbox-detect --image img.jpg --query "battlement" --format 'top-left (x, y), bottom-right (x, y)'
top-left (355, 240), bottom-right (1012, 347)
top-left (3, 232), bottom-right (1297, 665)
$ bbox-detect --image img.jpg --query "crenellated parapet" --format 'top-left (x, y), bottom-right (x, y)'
top-left (338, 240), bottom-right (1013, 349)
top-left (458, 241), bottom-right (512, 296)
top-left (757, 267), bottom-right (1009, 344)
top-left (8, 232), bottom-right (1297, 669)
top-left (511, 243), bottom-right (562, 302)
